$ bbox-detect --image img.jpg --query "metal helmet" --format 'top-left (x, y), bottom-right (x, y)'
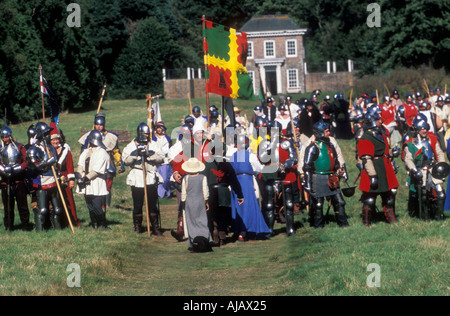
top-left (363, 105), bottom-right (382, 129)
top-left (254, 105), bottom-right (263, 111)
top-left (35, 122), bottom-right (53, 140)
top-left (312, 120), bottom-right (330, 139)
top-left (154, 121), bottom-right (167, 131)
top-left (94, 113), bottom-right (106, 126)
top-left (136, 122), bottom-right (151, 144)
top-left (27, 124), bottom-right (37, 140)
top-left (192, 106), bottom-right (201, 114)
top-left (210, 110), bottom-right (219, 119)
top-left (0, 126), bottom-right (13, 143)
top-left (1, 143), bottom-right (20, 166)
top-left (412, 115), bottom-right (430, 132)
top-left (87, 130), bottom-right (106, 149)
top-left (184, 115), bottom-right (195, 126)
top-left (279, 104), bottom-right (288, 111)
top-left (351, 106), bottom-right (365, 123)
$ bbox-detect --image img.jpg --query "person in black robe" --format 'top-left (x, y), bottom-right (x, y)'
top-left (298, 101), bottom-right (322, 138)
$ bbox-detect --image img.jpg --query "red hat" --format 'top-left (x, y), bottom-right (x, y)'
top-left (50, 122), bottom-right (65, 141)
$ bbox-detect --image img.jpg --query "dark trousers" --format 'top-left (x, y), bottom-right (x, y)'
top-left (85, 195), bottom-right (105, 216)
top-left (2, 180), bottom-right (30, 229)
top-left (131, 185), bottom-right (158, 216)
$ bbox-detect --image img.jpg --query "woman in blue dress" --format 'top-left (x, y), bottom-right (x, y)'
top-left (229, 135), bottom-right (270, 241)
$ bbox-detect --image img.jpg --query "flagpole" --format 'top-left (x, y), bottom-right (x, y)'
top-left (202, 15), bottom-right (210, 126)
top-left (39, 65), bottom-right (46, 121)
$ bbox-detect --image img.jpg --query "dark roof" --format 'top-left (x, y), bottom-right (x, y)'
top-left (240, 15), bottom-right (303, 32)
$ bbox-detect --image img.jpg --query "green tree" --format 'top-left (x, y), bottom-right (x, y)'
top-left (112, 17), bottom-right (182, 98)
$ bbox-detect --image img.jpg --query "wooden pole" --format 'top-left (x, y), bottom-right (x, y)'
top-left (44, 143), bottom-right (74, 233)
top-left (202, 15), bottom-right (210, 123)
top-left (39, 65), bottom-right (73, 233)
top-left (92, 84), bottom-right (107, 129)
top-left (142, 155), bottom-right (151, 237)
top-left (39, 65), bottom-right (46, 121)
top-left (285, 101), bottom-right (308, 213)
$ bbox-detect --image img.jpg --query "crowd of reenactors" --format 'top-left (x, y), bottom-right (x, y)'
top-left (0, 87), bottom-right (449, 252)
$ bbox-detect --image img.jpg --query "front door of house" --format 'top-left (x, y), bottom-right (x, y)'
top-left (265, 66), bottom-right (277, 96)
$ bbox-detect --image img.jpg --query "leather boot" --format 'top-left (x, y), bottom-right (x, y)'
top-left (362, 205), bottom-right (372, 227)
top-left (98, 213), bottom-right (110, 230)
top-left (150, 213), bottom-right (164, 236)
top-left (90, 212), bottom-right (98, 229)
top-left (212, 229), bottom-right (220, 246)
top-left (133, 214), bottom-right (143, 233)
top-left (170, 217), bottom-right (184, 241)
top-left (219, 231), bottom-right (227, 246)
top-left (383, 207), bottom-right (397, 224)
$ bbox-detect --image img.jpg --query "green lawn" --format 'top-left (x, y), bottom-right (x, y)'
top-left (0, 96), bottom-right (448, 296)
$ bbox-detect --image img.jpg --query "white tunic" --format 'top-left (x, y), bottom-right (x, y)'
top-left (76, 147), bottom-right (110, 196)
top-left (122, 140), bottom-right (164, 187)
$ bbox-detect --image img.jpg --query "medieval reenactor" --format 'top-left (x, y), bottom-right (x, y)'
top-left (431, 96), bottom-right (449, 151)
top-left (303, 121), bottom-right (349, 228)
top-left (330, 94), bottom-right (353, 139)
top-left (26, 122), bottom-right (61, 231)
top-left (396, 93), bottom-right (418, 135)
top-left (49, 123), bottom-right (80, 227)
top-left (168, 121), bottom-right (213, 241)
top-left (357, 106), bottom-right (400, 226)
top-left (76, 129), bottom-right (111, 229)
top-left (402, 115), bottom-right (447, 220)
top-left (263, 97), bottom-right (278, 122)
top-left (0, 126), bottom-right (31, 231)
top-left (152, 121), bottom-right (173, 199)
top-left (298, 100), bottom-right (322, 138)
top-left (78, 112), bottom-right (125, 209)
top-left (123, 123), bottom-right (165, 235)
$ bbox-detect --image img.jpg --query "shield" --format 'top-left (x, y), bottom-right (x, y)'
top-left (431, 162), bottom-right (450, 179)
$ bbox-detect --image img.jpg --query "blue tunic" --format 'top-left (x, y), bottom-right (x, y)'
top-left (230, 150), bottom-right (270, 239)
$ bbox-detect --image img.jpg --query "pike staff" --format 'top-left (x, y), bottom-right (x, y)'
top-left (285, 100), bottom-right (308, 213)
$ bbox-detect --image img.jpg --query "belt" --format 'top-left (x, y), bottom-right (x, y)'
top-left (373, 155), bottom-right (389, 160)
top-left (314, 171), bottom-right (331, 175)
top-left (236, 173), bottom-right (253, 176)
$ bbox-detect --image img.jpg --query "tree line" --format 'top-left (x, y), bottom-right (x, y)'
top-left (0, 0), bottom-right (448, 123)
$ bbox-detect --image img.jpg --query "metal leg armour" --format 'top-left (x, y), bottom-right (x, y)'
top-left (311, 196), bottom-right (325, 229)
top-left (51, 191), bottom-right (62, 230)
top-left (35, 190), bottom-right (48, 231)
top-left (332, 193), bottom-right (349, 227)
top-left (263, 183), bottom-right (275, 234)
top-left (284, 185), bottom-right (295, 236)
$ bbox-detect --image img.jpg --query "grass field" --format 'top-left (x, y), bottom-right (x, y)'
top-left (0, 95), bottom-right (448, 296)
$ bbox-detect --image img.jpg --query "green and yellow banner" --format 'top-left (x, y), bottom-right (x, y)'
top-left (203, 19), bottom-right (255, 100)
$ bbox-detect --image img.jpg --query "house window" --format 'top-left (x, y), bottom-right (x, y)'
top-left (248, 41), bottom-right (253, 59)
top-left (287, 69), bottom-right (298, 88)
top-left (286, 40), bottom-right (297, 57)
top-left (264, 41), bottom-right (275, 58)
